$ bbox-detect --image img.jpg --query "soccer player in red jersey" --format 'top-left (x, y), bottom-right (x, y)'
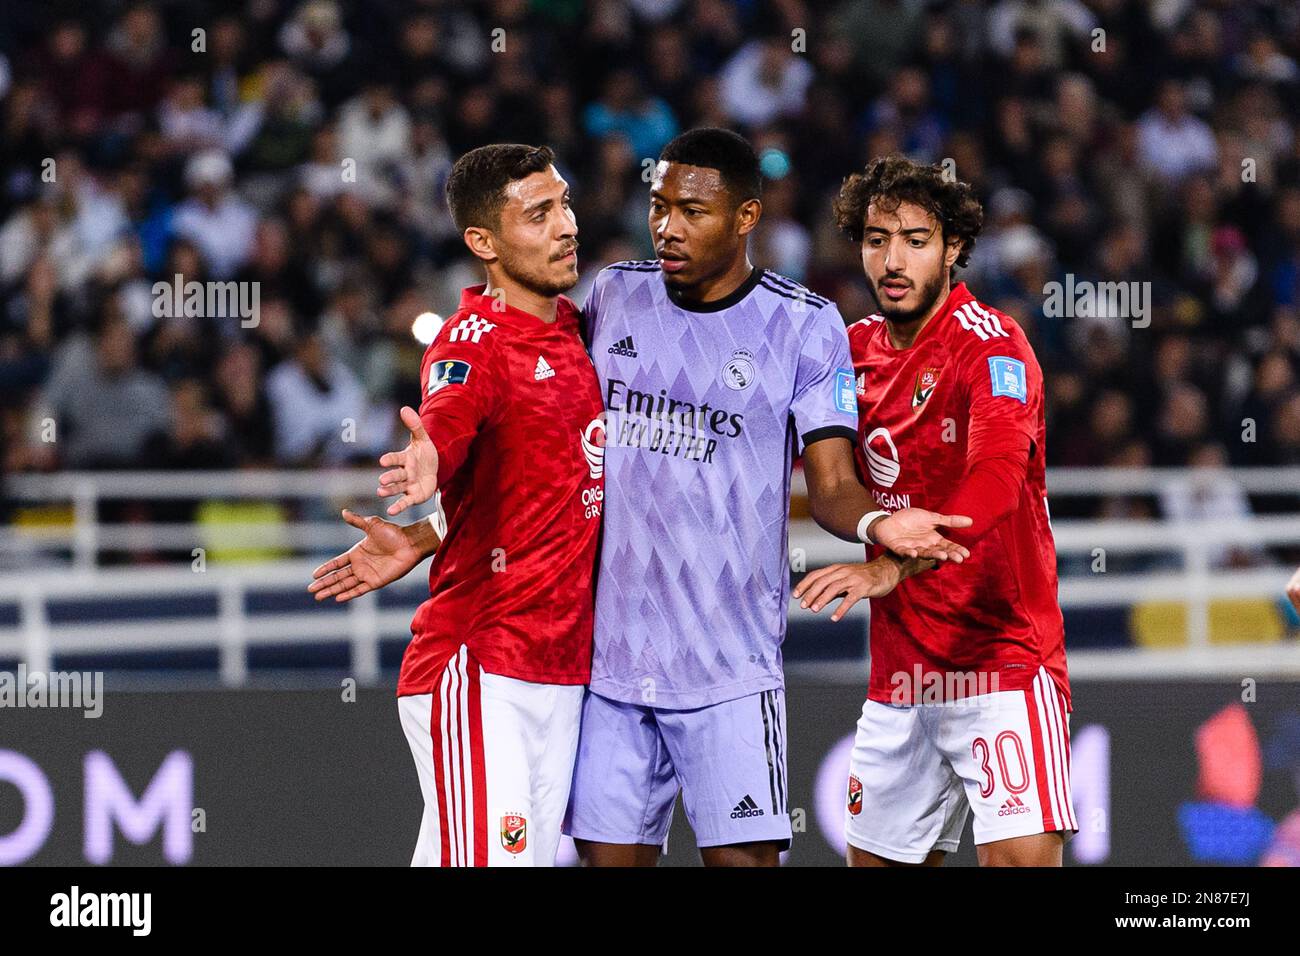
top-left (795, 156), bottom-right (1076, 866)
top-left (308, 144), bottom-right (605, 866)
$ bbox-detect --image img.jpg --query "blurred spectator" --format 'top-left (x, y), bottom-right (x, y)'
top-left (336, 77), bottom-right (412, 206)
top-left (265, 326), bottom-right (374, 466)
top-left (171, 150), bottom-right (257, 279)
top-left (0, 0), bottom-right (1294, 529)
top-left (988, 0), bottom-right (1097, 68)
top-left (583, 69), bottom-right (678, 160)
top-left (101, 2), bottom-right (176, 129)
top-left (1159, 443), bottom-right (1263, 568)
top-left (1137, 79), bottom-right (1218, 184)
top-left (719, 31), bottom-right (813, 128)
top-left (40, 309), bottom-right (169, 468)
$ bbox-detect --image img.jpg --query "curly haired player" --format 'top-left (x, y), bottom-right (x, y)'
top-left (796, 156), bottom-right (1076, 867)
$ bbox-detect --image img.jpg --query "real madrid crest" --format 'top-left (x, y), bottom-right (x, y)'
top-left (722, 348), bottom-right (755, 390)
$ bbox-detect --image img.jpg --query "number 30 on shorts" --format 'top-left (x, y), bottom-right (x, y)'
top-left (971, 732), bottom-right (1031, 799)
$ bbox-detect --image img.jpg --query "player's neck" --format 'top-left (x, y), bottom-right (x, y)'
top-left (483, 271), bottom-right (559, 324)
top-left (674, 254), bottom-right (755, 306)
top-left (885, 278), bottom-right (952, 350)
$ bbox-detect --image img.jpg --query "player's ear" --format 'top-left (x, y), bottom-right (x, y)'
top-left (944, 236), bottom-right (962, 271)
top-left (463, 226), bottom-right (498, 264)
top-left (736, 197), bottom-right (762, 236)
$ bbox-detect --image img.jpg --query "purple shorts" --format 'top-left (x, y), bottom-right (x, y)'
top-left (563, 688), bottom-right (792, 850)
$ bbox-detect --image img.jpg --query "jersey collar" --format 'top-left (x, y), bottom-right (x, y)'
top-left (664, 265), bottom-right (763, 314)
top-left (457, 285), bottom-right (579, 333)
top-left (879, 280), bottom-right (973, 351)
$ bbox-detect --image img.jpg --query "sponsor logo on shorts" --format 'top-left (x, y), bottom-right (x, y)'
top-left (998, 795), bottom-right (1032, 817)
top-left (847, 775), bottom-right (863, 816)
top-left (730, 794), bottom-right (765, 819)
top-left (500, 813), bottom-right (527, 853)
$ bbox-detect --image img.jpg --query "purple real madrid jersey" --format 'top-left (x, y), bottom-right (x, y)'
top-left (582, 262), bottom-right (858, 708)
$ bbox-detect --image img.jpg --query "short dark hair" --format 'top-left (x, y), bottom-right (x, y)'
top-left (833, 155), bottom-right (984, 269)
top-left (659, 128), bottom-right (761, 204)
top-left (445, 143), bottom-right (557, 233)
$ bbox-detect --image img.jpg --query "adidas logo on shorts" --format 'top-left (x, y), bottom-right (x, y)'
top-left (998, 795), bottom-right (1032, 816)
top-left (730, 794), bottom-right (765, 819)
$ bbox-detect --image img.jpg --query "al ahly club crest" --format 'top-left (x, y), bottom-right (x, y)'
top-left (501, 814), bottom-right (527, 854)
top-left (912, 367), bottom-right (940, 409)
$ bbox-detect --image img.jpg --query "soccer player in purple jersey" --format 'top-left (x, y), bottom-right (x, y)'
top-left (563, 129), bottom-right (970, 866)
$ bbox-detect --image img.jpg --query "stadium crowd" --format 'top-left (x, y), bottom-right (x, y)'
top-left (0, 0), bottom-right (1298, 536)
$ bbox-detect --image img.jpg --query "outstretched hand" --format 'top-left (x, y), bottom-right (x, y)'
top-left (793, 559), bottom-right (903, 622)
top-left (377, 405), bottom-right (440, 517)
top-left (872, 508), bottom-right (973, 563)
top-left (308, 509), bottom-right (426, 603)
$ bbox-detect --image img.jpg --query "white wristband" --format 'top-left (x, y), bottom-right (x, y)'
top-left (427, 493), bottom-right (447, 540)
top-left (856, 510), bottom-right (891, 545)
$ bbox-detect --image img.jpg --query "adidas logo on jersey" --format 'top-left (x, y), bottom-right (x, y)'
top-left (730, 794), bottom-right (765, 819)
top-left (607, 335), bottom-right (638, 357)
top-left (534, 355), bottom-right (555, 380)
top-left (998, 795), bottom-right (1032, 817)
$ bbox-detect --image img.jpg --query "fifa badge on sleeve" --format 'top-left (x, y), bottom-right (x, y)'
top-left (987, 356), bottom-right (1027, 403)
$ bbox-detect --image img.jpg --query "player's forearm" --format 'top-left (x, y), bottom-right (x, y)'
top-left (808, 476), bottom-right (879, 543)
top-left (884, 553), bottom-right (938, 581)
top-left (939, 455), bottom-right (1025, 547)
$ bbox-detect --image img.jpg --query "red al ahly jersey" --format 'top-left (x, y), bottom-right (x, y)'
top-left (398, 286), bottom-right (605, 696)
top-left (848, 282), bottom-right (1069, 708)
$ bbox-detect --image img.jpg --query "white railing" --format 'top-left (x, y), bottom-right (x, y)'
top-left (0, 560), bottom-right (431, 686)
top-left (2, 468), bottom-right (1298, 683)
top-left (791, 465), bottom-right (1300, 498)
top-left (3, 470), bottom-right (388, 571)
top-left (786, 516), bottom-right (1299, 650)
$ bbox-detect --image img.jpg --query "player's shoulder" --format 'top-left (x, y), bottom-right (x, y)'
top-left (943, 286), bottom-right (1034, 360)
top-left (847, 312), bottom-right (885, 346)
top-left (434, 306), bottom-right (506, 347)
top-left (597, 258), bottom-right (662, 286)
top-left (588, 258), bottom-right (662, 307)
top-left (757, 269), bottom-right (834, 314)
top-left (422, 305), bottom-right (510, 383)
top-left (603, 257), bottom-right (662, 273)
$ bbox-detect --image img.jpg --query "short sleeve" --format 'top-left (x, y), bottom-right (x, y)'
top-left (791, 303), bottom-right (859, 454)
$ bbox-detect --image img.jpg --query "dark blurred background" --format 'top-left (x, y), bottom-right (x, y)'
top-left (0, 0), bottom-right (1298, 491)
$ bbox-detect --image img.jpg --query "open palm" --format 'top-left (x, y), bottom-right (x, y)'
top-left (308, 510), bottom-right (424, 603)
top-left (873, 507), bottom-right (973, 562)
top-left (378, 405), bottom-right (440, 517)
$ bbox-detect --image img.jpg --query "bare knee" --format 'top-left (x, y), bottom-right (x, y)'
top-left (847, 844), bottom-right (946, 867)
top-left (574, 839), bottom-right (659, 867)
top-left (976, 832), bottom-right (1064, 867)
top-left (699, 841), bottom-right (782, 867)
